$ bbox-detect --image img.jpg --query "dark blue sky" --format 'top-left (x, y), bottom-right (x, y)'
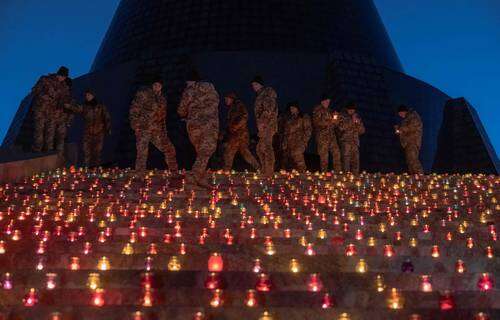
top-left (0, 0), bottom-right (499, 153)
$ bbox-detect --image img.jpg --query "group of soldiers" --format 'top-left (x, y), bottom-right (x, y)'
top-left (30, 67), bottom-right (424, 188)
top-left (31, 67), bottom-right (111, 167)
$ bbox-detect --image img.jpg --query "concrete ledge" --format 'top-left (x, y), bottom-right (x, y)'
top-left (0, 152), bottom-right (62, 183)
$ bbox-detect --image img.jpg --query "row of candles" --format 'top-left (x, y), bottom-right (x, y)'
top-left (2, 252), bottom-right (495, 309)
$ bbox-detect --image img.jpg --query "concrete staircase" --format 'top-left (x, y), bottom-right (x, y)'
top-left (0, 168), bottom-right (498, 319)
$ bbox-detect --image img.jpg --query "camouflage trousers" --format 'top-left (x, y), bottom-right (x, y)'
top-left (187, 124), bottom-right (218, 185)
top-left (257, 130), bottom-right (276, 177)
top-left (83, 132), bottom-right (104, 167)
top-left (404, 144), bottom-right (423, 174)
top-left (316, 134), bottom-right (341, 172)
top-left (341, 143), bottom-right (360, 175)
top-left (223, 134), bottom-right (260, 171)
top-left (32, 106), bottom-right (56, 152)
top-left (54, 119), bottom-right (72, 153)
top-left (284, 144), bottom-right (307, 172)
top-left (135, 127), bottom-right (178, 172)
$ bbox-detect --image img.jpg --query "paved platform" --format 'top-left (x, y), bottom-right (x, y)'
top-left (0, 169), bottom-right (498, 319)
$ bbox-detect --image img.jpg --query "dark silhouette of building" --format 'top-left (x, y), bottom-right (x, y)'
top-left (3, 0), bottom-right (498, 173)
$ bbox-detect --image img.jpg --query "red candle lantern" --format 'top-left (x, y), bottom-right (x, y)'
top-left (46, 273), bottom-right (57, 290)
top-left (307, 273), bottom-right (323, 292)
top-left (477, 273), bottom-right (493, 291)
top-left (208, 253), bottom-right (224, 272)
top-left (204, 272), bottom-right (221, 290)
top-left (253, 259), bottom-right (262, 273)
top-left (141, 288), bottom-right (154, 307)
top-left (83, 242), bottom-right (92, 255)
top-left (23, 288), bottom-right (38, 307)
top-left (474, 312), bottom-right (490, 320)
top-left (210, 289), bottom-right (223, 308)
top-left (420, 275), bottom-right (432, 292)
top-left (431, 245), bottom-right (440, 258)
top-left (486, 246), bottom-right (494, 259)
top-left (384, 245), bottom-right (395, 258)
top-left (455, 259), bottom-right (466, 274)
top-left (148, 243), bottom-right (158, 255)
top-left (36, 241), bottom-right (46, 254)
top-left (141, 272), bottom-right (153, 290)
top-left (92, 288), bottom-right (105, 307)
top-left (244, 289), bottom-right (258, 307)
top-left (284, 228), bottom-right (291, 238)
top-left (144, 256), bottom-right (153, 271)
top-left (2, 273), bottom-right (13, 289)
top-left (321, 293), bottom-right (333, 309)
top-left (439, 290), bottom-right (455, 310)
top-left (256, 273), bottom-right (272, 292)
top-left (355, 229), bottom-right (363, 240)
top-left (70, 257), bottom-right (80, 270)
top-left (345, 244), bottom-right (357, 257)
top-left (132, 311), bottom-right (144, 320)
top-left (305, 243), bottom-right (316, 256)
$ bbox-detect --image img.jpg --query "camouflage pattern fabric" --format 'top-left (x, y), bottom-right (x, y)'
top-left (223, 98), bottom-right (259, 171)
top-left (178, 81), bottom-right (220, 186)
top-left (282, 114), bottom-right (312, 172)
top-left (254, 87), bottom-right (278, 176)
top-left (398, 110), bottom-right (424, 174)
top-left (130, 87), bottom-right (178, 172)
top-left (31, 74), bottom-right (70, 152)
top-left (66, 101), bottom-right (111, 166)
top-left (312, 104), bottom-right (341, 172)
top-left (338, 110), bottom-right (365, 174)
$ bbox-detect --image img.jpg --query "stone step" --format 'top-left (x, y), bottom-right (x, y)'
top-left (0, 307), bottom-right (498, 320)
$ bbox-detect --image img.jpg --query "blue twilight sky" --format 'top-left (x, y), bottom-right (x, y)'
top-left (0, 0), bottom-right (499, 154)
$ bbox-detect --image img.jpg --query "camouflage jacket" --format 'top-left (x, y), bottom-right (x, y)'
top-left (66, 101), bottom-right (111, 136)
top-left (227, 99), bottom-right (250, 136)
top-left (31, 74), bottom-right (71, 110)
top-left (338, 111), bottom-right (365, 146)
top-left (399, 110), bottom-right (423, 148)
top-left (254, 87), bottom-right (278, 135)
top-left (283, 114), bottom-right (312, 150)
top-left (129, 87), bottom-right (167, 131)
top-left (178, 81), bottom-right (220, 131)
top-left (312, 104), bottom-right (339, 139)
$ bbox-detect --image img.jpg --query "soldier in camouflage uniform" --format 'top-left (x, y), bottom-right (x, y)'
top-left (178, 71), bottom-right (220, 188)
top-left (130, 78), bottom-right (178, 173)
top-left (312, 94), bottom-right (342, 172)
top-left (282, 102), bottom-right (312, 172)
top-left (395, 105), bottom-right (424, 174)
top-left (54, 77), bottom-right (75, 153)
top-left (222, 92), bottom-right (260, 171)
top-left (31, 66), bottom-right (70, 152)
top-left (65, 90), bottom-right (111, 167)
top-left (251, 76), bottom-right (278, 177)
top-left (338, 102), bottom-right (365, 174)
top-left (277, 111), bottom-right (290, 170)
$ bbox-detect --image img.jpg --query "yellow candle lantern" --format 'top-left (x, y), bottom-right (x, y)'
top-left (97, 257), bottom-right (110, 271)
top-left (168, 256), bottom-right (181, 271)
top-left (387, 288), bottom-right (404, 309)
top-left (122, 243), bottom-right (134, 255)
top-left (355, 259), bottom-right (368, 273)
top-left (375, 274), bottom-right (386, 292)
top-left (87, 273), bottom-right (101, 291)
top-left (289, 259), bottom-right (301, 273)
